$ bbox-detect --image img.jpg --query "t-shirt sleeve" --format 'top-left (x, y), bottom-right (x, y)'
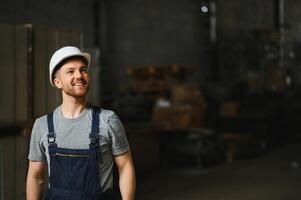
top-left (107, 111), bottom-right (130, 156)
top-left (28, 119), bottom-right (47, 162)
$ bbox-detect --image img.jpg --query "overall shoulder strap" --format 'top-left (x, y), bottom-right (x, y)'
top-left (47, 112), bottom-right (53, 130)
top-left (90, 106), bottom-right (101, 145)
top-left (47, 112), bottom-right (57, 151)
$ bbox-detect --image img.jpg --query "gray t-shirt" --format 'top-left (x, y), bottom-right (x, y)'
top-left (28, 105), bottom-right (129, 192)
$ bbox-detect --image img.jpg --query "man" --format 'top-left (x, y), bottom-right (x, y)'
top-left (26, 46), bottom-right (135, 200)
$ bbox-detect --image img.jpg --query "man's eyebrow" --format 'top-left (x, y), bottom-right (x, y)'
top-left (65, 67), bottom-right (75, 71)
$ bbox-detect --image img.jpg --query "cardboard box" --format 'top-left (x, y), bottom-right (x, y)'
top-left (171, 84), bottom-right (204, 105)
top-left (170, 104), bottom-right (204, 129)
top-left (152, 107), bottom-right (170, 122)
top-left (221, 101), bottom-right (240, 117)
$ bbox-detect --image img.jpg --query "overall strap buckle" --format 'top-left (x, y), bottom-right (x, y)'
top-left (47, 133), bottom-right (56, 145)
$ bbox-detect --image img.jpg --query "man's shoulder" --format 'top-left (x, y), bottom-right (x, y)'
top-left (89, 106), bottom-right (119, 124)
top-left (88, 104), bottom-right (114, 116)
top-left (99, 108), bottom-right (115, 117)
top-left (97, 108), bottom-right (114, 122)
top-left (34, 107), bottom-right (60, 126)
top-left (34, 114), bottom-right (48, 125)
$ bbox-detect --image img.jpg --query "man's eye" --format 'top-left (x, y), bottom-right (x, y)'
top-left (81, 68), bottom-right (88, 72)
top-left (67, 71), bottom-right (74, 74)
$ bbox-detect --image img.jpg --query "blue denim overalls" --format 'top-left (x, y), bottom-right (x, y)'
top-left (44, 107), bottom-right (112, 200)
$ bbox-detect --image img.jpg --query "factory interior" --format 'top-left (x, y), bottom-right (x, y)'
top-left (1, 0), bottom-right (301, 199)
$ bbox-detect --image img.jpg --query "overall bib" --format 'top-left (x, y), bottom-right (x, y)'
top-left (45, 107), bottom-right (112, 200)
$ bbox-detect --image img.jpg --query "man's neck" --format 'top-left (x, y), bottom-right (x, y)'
top-left (61, 96), bottom-right (88, 119)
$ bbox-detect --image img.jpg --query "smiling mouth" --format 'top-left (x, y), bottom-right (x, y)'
top-left (73, 82), bottom-right (86, 87)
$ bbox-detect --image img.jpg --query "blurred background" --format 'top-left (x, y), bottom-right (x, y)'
top-left (0, 0), bottom-right (301, 199)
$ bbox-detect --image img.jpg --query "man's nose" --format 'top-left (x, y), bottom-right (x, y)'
top-left (74, 70), bottom-right (82, 78)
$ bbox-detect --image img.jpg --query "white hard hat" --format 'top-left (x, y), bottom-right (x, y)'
top-left (49, 46), bottom-right (90, 86)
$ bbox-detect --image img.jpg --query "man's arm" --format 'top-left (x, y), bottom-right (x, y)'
top-left (114, 151), bottom-right (136, 200)
top-left (26, 160), bottom-right (47, 200)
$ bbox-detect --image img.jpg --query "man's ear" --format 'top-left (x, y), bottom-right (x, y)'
top-left (53, 77), bottom-right (62, 89)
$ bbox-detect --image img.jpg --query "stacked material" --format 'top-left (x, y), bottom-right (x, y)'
top-left (152, 83), bottom-right (206, 129)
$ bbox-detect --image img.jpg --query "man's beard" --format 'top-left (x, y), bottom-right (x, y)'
top-left (63, 84), bottom-right (90, 98)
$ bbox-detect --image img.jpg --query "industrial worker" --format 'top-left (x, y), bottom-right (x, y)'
top-left (26, 46), bottom-right (136, 200)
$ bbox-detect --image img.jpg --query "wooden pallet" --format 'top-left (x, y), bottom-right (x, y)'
top-left (127, 64), bottom-right (198, 78)
top-left (127, 64), bottom-right (199, 93)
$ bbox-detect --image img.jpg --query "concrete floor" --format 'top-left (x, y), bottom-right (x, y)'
top-left (136, 141), bottom-right (301, 200)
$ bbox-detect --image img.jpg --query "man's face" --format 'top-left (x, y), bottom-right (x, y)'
top-left (53, 58), bottom-right (89, 98)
